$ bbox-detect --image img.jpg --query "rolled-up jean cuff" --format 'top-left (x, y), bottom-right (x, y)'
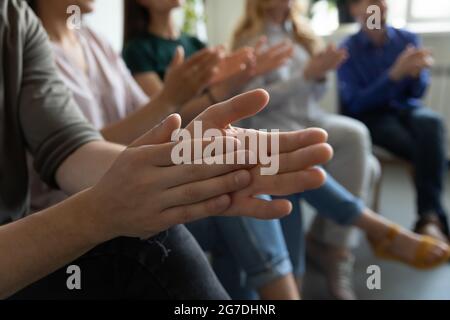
top-left (246, 255), bottom-right (293, 290)
top-left (343, 198), bottom-right (366, 225)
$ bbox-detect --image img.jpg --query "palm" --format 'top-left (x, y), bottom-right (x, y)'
top-left (184, 90), bottom-right (332, 219)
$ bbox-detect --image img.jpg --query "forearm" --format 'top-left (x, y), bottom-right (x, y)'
top-left (101, 94), bottom-right (177, 145)
top-left (0, 189), bottom-right (110, 299)
top-left (56, 141), bottom-right (125, 195)
top-left (344, 72), bottom-right (396, 114)
top-left (408, 70), bottom-right (430, 99)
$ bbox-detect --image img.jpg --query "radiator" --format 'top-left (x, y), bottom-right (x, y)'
top-left (425, 64), bottom-right (450, 158)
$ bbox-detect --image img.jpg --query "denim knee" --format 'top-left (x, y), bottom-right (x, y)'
top-left (413, 109), bottom-right (446, 137)
top-left (210, 208), bottom-right (294, 290)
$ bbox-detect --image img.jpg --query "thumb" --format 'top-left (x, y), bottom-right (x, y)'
top-left (130, 114), bottom-right (182, 147)
top-left (170, 46), bottom-right (185, 68)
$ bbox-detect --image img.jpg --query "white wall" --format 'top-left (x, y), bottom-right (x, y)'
top-left (84, 0), bottom-right (124, 52)
top-left (205, 0), bottom-right (245, 47)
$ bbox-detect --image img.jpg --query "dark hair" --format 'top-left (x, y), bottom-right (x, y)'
top-left (27, 0), bottom-right (37, 12)
top-left (124, 0), bottom-right (151, 43)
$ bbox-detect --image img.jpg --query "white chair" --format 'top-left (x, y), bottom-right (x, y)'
top-left (372, 146), bottom-right (415, 212)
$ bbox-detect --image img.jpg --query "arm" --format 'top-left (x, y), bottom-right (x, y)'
top-left (338, 58), bottom-right (396, 115)
top-left (100, 93), bottom-right (176, 145)
top-left (0, 190), bottom-right (107, 299)
top-left (406, 69), bottom-right (430, 99)
top-left (404, 35), bottom-right (430, 99)
top-left (134, 72), bottom-right (164, 98)
top-left (338, 35), bottom-right (430, 115)
top-left (2, 91), bottom-right (332, 298)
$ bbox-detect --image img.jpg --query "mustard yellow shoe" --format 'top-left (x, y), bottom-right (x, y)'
top-left (368, 224), bottom-right (450, 270)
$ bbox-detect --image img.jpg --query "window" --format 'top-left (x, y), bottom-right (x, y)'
top-left (387, 0), bottom-right (450, 27)
top-left (409, 0), bottom-right (450, 21)
top-left (309, 0), bottom-right (450, 35)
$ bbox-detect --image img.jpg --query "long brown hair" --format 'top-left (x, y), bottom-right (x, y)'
top-left (124, 0), bottom-right (151, 43)
top-left (232, 0), bottom-right (323, 56)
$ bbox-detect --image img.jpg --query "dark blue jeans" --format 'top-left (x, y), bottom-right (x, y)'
top-left (360, 107), bottom-right (449, 234)
top-left (9, 225), bottom-right (229, 300)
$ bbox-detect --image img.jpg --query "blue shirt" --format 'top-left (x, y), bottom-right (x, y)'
top-left (338, 26), bottom-right (430, 117)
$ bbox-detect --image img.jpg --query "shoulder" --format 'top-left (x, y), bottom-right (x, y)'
top-left (2, 0), bottom-right (47, 42)
top-left (340, 32), bottom-right (361, 52)
top-left (392, 27), bottom-right (419, 43)
top-left (394, 28), bottom-right (417, 39)
top-left (123, 35), bottom-right (155, 58)
top-left (122, 35), bottom-right (159, 73)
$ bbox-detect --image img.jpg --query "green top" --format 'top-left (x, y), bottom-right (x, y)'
top-left (123, 32), bottom-right (206, 80)
top-left (0, 0), bottom-right (102, 224)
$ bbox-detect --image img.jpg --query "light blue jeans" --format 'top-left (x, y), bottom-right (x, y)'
top-left (186, 195), bottom-right (294, 300)
top-left (209, 174), bottom-right (366, 299)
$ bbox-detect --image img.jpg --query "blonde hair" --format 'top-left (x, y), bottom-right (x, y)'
top-left (231, 0), bottom-right (323, 56)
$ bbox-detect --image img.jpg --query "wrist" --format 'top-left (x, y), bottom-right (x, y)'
top-left (157, 89), bottom-right (179, 113)
top-left (389, 67), bottom-right (403, 82)
top-left (303, 68), bottom-right (323, 82)
top-left (80, 188), bottom-right (118, 244)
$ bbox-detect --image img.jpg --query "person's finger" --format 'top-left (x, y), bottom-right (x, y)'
top-left (403, 44), bottom-right (417, 57)
top-left (236, 127), bottom-right (328, 154)
top-left (274, 143), bottom-right (333, 174)
top-left (167, 150), bottom-right (255, 187)
top-left (183, 47), bottom-right (218, 69)
top-left (140, 136), bottom-right (243, 167)
top-left (327, 43), bottom-right (337, 53)
top-left (192, 50), bottom-right (222, 73)
top-left (224, 197), bottom-right (293, 219)
top-left (129, 113), bottom-right (182, 148)
top-left (424, 55), bottom-right (435, 67)
top-left (251, 167), bottom-right (327, 195)
top-left (169, 46), bottom-right (185, 69)
top-left (192, 53), bottom-right (223, 84)
top-left (194, 89), bottom-right (270, 130)
top-left (266, 41), bottom-right (293, 58)
top-left (161, 170), bottom-right (252, 207)
top-left (270, 45), bottom-right (294, 63)
top-left (161, 194), bottom-right (232, 226)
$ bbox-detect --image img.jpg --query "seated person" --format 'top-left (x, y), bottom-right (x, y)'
top-left (1, 0), bottom-right (331, 299)
top-left (230, 0), bottom-right (379, 299)
top-left (122, 0), bottom-right (293, 125)
top-left (338, 0), bottom-right (449, 243)
top-left (211, 173), bottom-right (450, 300)
top-left (122, 0), bottom-right (450, 301)
top-left (32, 0), bottom-right (450, 298)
